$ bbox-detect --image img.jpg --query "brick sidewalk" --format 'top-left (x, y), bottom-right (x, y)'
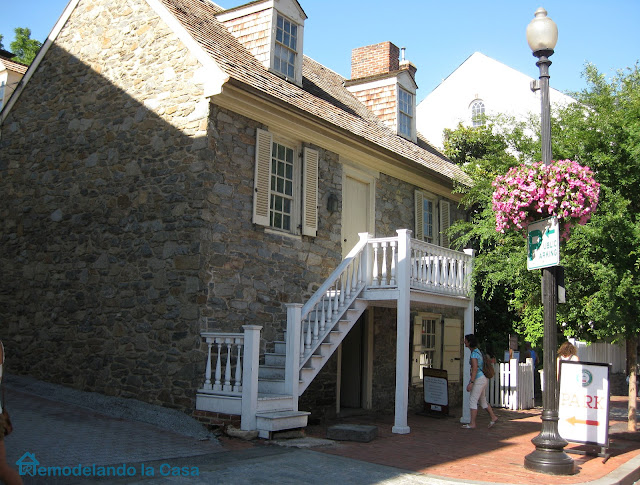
top-left (305, 396), bottom-right (640, 485)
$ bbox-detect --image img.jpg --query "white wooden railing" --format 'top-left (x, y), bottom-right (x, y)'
top-left (199, 230), bottom-right (474, 428)
top-left (486, 358), bottom-right (535, 410)
top-left (410, 239), bottom-right (474, 296)
top-left (201, 332), bottom-right (244, 394)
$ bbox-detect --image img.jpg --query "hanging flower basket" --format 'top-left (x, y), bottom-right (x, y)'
top-left (492, 160), bottom-right (600, 240)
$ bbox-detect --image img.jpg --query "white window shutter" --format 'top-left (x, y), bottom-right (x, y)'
top-left (302, 147), bottom-right (319, 237)
top-left (415, 190), bottom-right (424, 241)
top-left (440, 200), bottom-right (451, 248)
top-left (253, 128), bottom-right (272, 226)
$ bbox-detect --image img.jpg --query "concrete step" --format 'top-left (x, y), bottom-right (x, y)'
top-left (258, 365), bottom-right (285, 379)
top-left (256, 393), bottom-right (294, 413)
top-left (258, 378), bottom-right (285, 394)
top-left (264, 352), bottom-right (285, 366)
top-left (256, 410), bottom-right (310, 439)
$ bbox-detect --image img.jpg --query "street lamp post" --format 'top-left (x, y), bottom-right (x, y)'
top-left (523, 7), bottom-right (575, 475)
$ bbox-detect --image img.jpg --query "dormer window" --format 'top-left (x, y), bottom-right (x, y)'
top-left (274, 14), bottom-right (298, 79)
top-left (398, 87), bottom-right (413, 139)
top-left (216, 0), bottom-right (306, 87)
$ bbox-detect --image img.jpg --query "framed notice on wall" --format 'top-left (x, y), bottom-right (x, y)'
top-left (423, 368), bottom-right (449, 416)
top-left (558, 361), bottom-right (610, 447)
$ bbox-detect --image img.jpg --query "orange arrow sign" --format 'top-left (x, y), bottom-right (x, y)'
top-left (566, 416), bottom-right (599, 426)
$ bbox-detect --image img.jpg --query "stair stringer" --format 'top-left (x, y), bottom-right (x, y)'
top-left (297, 297), bottom-right (369, 395)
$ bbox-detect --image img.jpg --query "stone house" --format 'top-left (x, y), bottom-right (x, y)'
top-left (0, 49), bottom-right (28, 112)
top-left (0, 0), bottom-right (476, 436)
top-left (416, 51), bottom-right (575, 148)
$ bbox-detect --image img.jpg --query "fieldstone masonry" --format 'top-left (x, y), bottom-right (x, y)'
top-left (0, 0), bottom-right (465, 419)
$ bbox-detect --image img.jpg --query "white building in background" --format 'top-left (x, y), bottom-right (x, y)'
top-left (416, 52), bottom-right (575, 148)
top-left (0, 49), bottom-right (28, 112)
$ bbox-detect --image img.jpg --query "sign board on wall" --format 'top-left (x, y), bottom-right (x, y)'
top-left (527, 216), bottom-right (559, 270)
top-left (558, 361), bottom-right (610, 446)
top-left (423, 368), bottom-right (449, 416)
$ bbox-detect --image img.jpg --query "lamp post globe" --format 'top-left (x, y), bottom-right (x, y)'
top-left (523, 7), bottom-right (575, 476)
top-left (526, 7), bottom-right (558, 54)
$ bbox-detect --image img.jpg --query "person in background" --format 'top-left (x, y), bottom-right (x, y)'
top-left (0, 340), bottom-right (23, 485)
top-left (557, 340), bottom-right (579, 377)
top-left (462, 334), bottom-right (499, 429)
top-left (524, 341), bottom-right (537, 369)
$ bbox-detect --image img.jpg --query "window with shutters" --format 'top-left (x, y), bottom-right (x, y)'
top-left (253, 128), bottom-right (318, 237)
top-left (414, 190), bottom-right (451, 247)
top-left (412, 314), bottom-right (442, 384)
top-left (270, 141), bottom-right (295, 231)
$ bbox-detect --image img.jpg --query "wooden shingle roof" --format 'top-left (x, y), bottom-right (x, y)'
top-left (160, 0), bottom-right (470, 185)
top-left (0, 55), bottom-right (29, 75)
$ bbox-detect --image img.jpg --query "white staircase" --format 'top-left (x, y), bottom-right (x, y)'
top-left (196, 231), bottom-right (474, 438)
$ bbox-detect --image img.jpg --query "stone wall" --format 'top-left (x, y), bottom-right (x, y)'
top-left (372, 306), bottom-right (465, 413)
top-left (202, 104), bottom-right (343, 348)
top-left (0, 0), bottom-right (214, 410)
top-left (0, 0), bottom-right (468, 421)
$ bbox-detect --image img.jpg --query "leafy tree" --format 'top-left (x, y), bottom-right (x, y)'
top-left (446, 63), bottom-right (640, 430)
top-left (0, 34), bottom-right (4, 50)
top-left (9, 27), bottom-right (42, 65)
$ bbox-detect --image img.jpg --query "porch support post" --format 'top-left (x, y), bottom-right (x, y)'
top-left (285, 303), bottom-right (302, 411)
top-left (392, 229), bottom-right (411, 434)
top-left (241, 325), bottom-right (262, 430)
top-left (461, 248), bottom-right (475, 424)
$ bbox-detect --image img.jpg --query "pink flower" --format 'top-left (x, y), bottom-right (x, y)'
top-left (491, 160), bottom-right (599, 241)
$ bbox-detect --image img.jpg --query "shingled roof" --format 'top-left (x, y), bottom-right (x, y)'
top-left (0, 54), bottom-right (29, 76)
top-left (160, 0), bottom-right (470, 185)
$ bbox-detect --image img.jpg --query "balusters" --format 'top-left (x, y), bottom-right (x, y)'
top-left (339, 273), bottom-right (346, 308)
top-left (214, 339), bottom-right (222, 391)
top-left (332, 280), bottom-right (339, 316)
top-left (201, 334), bottom-right (245, 394)
top-left (305, 315), bottom-right (312, 352)
top-left (381, 242), bottom-right (388, 285)
top-left (372, 242), bottom-right (380, 286)
top-left (233, 339), bottom-right (243, 392)
top-left (317, 298), bottom-right (324, 333)
top-left (343, 267), bottom-right (351, 301)
top-left (312, 311), bottom-right (319, 345)
top-left (390, 241), bottom-right (397, 285)
top-left (223, 338), bottom-right (233, 391)
top-left (299, 319), bottom-right (305, 362)
top-left (320, 295), bottom-right (326, 332)
top-left (204, 340), bottom-right (213, 390)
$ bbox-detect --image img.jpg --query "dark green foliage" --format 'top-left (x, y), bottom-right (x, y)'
top-left (445, 63), bottom-right (640, 349)
top-left (9, 27), bottom-right (42, 65)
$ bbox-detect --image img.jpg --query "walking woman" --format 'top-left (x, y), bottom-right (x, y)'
top-left (462, 334), bottom-right (498, 429)
top-left (0, 340), bottom-right (23, 485)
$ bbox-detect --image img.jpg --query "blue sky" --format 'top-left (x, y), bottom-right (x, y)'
top-left (1, 0), bottom-right (638, 103)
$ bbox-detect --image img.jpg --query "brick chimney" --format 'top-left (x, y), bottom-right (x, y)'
top-left (350, 42), bottom-right (399, 80)
top-left (346, 42), bottom-right (418, 142)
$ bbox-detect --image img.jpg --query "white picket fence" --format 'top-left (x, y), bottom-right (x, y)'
top-left (571, 339), bottom-right (626, 373)
top-left (486, 358), bottom-right (535, 410)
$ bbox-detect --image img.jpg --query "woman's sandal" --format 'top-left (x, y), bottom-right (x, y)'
top-left (461, 424), bottom-right (475, 429)
top-left (488, 419), bottom-right (498, 429)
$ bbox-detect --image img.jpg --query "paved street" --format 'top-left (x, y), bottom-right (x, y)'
top-left (3, 374), bottom-right (640, 485)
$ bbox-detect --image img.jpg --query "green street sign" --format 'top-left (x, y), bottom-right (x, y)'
top-left (527, 216), bottom-right (559, 270)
